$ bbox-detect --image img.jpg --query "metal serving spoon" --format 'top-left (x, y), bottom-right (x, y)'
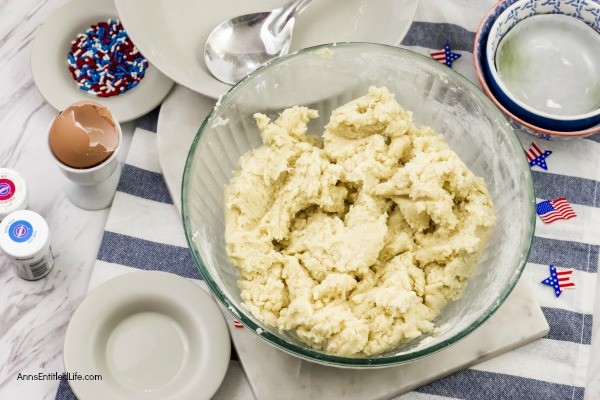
top-left (204, 0), bottom-right (313, 85)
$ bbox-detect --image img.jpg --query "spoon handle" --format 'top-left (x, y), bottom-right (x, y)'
top-left (282, 0), bottom-right (313, 16)
top-left (273, 0), bottom-right (313, 34)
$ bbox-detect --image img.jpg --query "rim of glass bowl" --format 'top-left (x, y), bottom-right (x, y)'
top-left (473, 0), bottom-right (600, 137)
top-left (182, 42), bottom-right (536, 367)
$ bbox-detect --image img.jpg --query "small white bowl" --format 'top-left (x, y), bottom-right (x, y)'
top-left (64, 271), bottom-right (230, 400)
top-left (484, 0), bottom-right (600, 131)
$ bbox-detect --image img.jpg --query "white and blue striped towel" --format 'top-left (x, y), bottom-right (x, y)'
top-left (57, 1), bottom-right (599, 398)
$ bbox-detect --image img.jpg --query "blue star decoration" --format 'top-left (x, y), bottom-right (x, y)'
top-left (430, 43), bottom-right (462, 68)
top-left (525, 142), bottom-right (552, 170)
top-left (541, 265), bottom-right (576, 298)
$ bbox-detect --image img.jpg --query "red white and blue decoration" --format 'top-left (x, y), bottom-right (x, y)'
top-left (67, 19), bottom-right (148, 97)
top-left (430, 43), bottom-right (462, 68)
top-left (525, 142), bottom-right (552, 170)
top-left (536, 197), bottom-right (577, 224)
top-left (541, 265), bottom-right (575, 297)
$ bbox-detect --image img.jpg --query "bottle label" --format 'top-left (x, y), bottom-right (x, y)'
top-left (0, 178), bottom-right (15, 202)
top-left (28, 250), bottom-right (53, 279)
top-left (8, 220), bottom-right (33, 243)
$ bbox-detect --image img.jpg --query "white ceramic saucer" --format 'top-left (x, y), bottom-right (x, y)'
top-left (31, 0), bottom-right (174, 123)
top-left (63, 271), bottom-right (230, 400)
top-left (115, 0), bottom-right (419, 99)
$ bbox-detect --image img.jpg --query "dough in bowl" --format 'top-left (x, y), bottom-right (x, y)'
top-left (224, 87), bottom-right (495, 357)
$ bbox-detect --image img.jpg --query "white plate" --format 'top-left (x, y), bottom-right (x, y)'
top-left (63, 271), bottom-right (230, 400)
top-left (157, 85), bottom-right (216, 211)
top-left (115, 0), bottom-right (419, 99)
top-left (31, 0), bottom-right (174, 123)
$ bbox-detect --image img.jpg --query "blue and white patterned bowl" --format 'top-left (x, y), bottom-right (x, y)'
top-left (485, 0), bottom-right (600, 131)
top-left (474, 0), bottom-right (600, 139)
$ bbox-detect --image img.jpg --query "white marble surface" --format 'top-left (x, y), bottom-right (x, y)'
top-left (1, 1), bottom-right (600, 400)
top-left (0, 1), bottom-right (134, 399)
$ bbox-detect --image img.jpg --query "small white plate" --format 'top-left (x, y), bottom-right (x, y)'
top-left (115, 0), bottom-right (419, 99)
top-left (64, 271), bottom-right (230, 400)
top-left (31, 0), bottom-right (174, 123)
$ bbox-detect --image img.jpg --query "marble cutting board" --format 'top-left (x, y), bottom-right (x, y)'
top-left (156, 84), bottom-right (550, 400)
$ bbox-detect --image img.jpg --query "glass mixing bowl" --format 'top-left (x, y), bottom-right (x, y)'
top-left (182, 43), bottom-right (536, 368)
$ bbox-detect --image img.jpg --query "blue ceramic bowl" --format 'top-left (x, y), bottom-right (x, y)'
top-left (485, 0), bottom-right (600, 132)
top-left (474, 0), bottom-right (600, 139)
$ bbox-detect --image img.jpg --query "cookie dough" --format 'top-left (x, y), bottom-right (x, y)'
top-left (224, 87), bottom-right (495, 357)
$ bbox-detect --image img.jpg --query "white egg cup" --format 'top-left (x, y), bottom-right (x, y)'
top-left (47, 118), bottom-right (122, 211)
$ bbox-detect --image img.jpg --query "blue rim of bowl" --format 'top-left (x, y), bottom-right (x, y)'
top-left (483, 0), bottom-right (600, 130)
top-left (474, 0), bottom-right (600, 137)
top-left (182, 42), bottom-right (536, 367)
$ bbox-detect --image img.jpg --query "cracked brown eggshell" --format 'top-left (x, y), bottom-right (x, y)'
top-left (48, 101), bottom-right (119, 169)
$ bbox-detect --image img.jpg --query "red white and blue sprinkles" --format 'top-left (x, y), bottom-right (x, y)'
top-left (67, 19), bottom-right (148, 97)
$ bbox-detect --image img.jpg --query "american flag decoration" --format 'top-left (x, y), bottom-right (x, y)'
top-left (233, 319), bottom-right (244, 328)
top-left (536, 197), bottom-right (577, 224)
top-left (430, 43), bottom-right (462, 68)
top-left (541, 265), bottom-right (575, 297)
top-left (525, 142), bottom-right (552, 170)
